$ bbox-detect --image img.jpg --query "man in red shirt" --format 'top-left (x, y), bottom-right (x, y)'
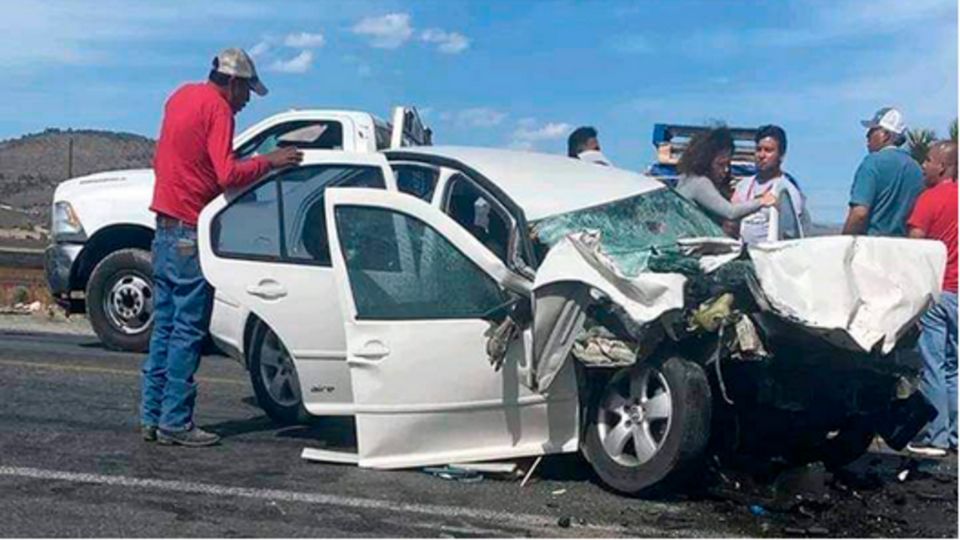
top-left (906, 140), bottom-right (958, 457)
top-left (141, 48), bottom-right (302, 447)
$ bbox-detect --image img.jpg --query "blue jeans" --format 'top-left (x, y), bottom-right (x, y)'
top-left (140, 221), bottom-right (213, 432)
top-left (917, 291), bottom-right (958, 449)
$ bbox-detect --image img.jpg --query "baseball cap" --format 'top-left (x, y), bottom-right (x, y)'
top-left (860, 107), bottom-right (906, 135)
top-left (212, 48), bottom-right (268, 96)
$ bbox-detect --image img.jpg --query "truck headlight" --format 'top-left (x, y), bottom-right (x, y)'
top-left (53, 201), bottom-right (86, 241)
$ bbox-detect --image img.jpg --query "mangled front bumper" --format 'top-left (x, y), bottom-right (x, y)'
top-left (529, 234), bottom-right (946, 391)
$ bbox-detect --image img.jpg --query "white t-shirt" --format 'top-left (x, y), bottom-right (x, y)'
top-left (577, 150), bottom-right (612, 166)
top-left (732, 174), bottom-right (807, 245)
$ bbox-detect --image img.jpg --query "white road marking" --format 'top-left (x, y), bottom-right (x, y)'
top-left (0, 466), bottom-right (643, 536)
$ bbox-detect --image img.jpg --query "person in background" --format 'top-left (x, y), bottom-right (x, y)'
top-left (906, 140), bottom-right (958, 458)
top-left (141, 48), bottom-right (303, 447)
top-left (842, 107), bottom-right (923, 236)
top-left (731, 125), bottom-right (810, 244)
top-left (567, 126), bottom-right (612, 166)
top-left (675, 126), bottom-right (776, 225)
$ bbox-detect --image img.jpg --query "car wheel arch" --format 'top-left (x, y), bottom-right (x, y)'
top-left (73, 224), bottom-right (154, 290)
top-left (242, 313), bottom-right (266, 369)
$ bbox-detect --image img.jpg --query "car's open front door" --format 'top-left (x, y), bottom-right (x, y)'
top-left (325, 189), bottom-right (578, 469)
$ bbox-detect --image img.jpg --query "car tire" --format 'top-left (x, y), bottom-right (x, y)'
top-left (582, 355), bottom-right (712, 496)
top-left (248, 322), bottom-right (308, 425)
top-left (86, 248), bottom-right (154, 352)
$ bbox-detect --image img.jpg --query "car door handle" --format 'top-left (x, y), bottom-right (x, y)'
top-left (246, 280), bottom-right (287, 300)
top-left (351, 341), bottom-right (390, 360)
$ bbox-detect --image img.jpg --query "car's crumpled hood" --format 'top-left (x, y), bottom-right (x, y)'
top-left (529, 233), bottom-right (945, 391)
top-left (748, 236), bottom-right (945, 354)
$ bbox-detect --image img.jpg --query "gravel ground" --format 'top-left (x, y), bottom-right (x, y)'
top-left (0, 312), bottom-right (95, 336)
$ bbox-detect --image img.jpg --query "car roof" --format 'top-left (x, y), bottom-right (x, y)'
top-left (386, 146), bottom-right (664, 220)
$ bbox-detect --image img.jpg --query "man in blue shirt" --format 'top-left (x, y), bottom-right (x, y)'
top-left (842, 107), bottom-right (923, 236)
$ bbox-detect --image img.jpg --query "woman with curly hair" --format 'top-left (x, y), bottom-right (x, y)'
top-left (675, 126), bottom-right (776, 224)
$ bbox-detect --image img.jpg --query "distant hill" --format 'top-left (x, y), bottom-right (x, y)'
top-left (0, 128), bottom-right (155, 230)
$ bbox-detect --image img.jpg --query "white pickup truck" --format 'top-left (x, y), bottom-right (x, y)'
top-left (44, 106), bottom-right (431, 352)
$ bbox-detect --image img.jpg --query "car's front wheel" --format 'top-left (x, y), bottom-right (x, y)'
top-left (86, 248), bottom-right (154, 352)
top-left (582, 355), bottom-right (712, 496)
top-left (248, 322), bottom-right (308, 425)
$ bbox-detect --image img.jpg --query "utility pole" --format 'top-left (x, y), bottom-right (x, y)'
top-left (67, 137), bottom-right (74, 179)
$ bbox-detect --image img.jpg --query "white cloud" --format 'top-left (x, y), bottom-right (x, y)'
top-left (513, 121), bottom-right (571, 142)
top-left (284, 32), bottom-right (325, 48)
top-left (454, 107), bottom-right (506, 128)
top-left (249, 40), bottom-right (271, 58)
top-left (510, 119), bottom-right (571, 150)
top-left (352, 13), bottom-right (413, 49)
top-left (420, 29), bottom-right (470, 54)
top-left (269, 50), bottom-right (313, 74)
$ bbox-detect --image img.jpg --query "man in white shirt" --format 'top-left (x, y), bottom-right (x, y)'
top-left (567, 126), bottom-right (612, 166)
top-left (732, 125), bottom-right (809, 244)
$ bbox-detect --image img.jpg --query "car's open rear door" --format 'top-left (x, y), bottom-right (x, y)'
top-left (324, 188), bottom-right (578, 469)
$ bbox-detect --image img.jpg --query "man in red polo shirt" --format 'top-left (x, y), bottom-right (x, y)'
top-left (906, 140), bottom-right (958, 457)
top-left (141, 48), bottom-right (302, 447)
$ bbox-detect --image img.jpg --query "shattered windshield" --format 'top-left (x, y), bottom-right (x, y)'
top-left (531, 187), bottom-right (726, 275)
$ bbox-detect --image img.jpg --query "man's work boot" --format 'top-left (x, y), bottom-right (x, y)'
top-left (141, 425), bottom-right (158, 442)
top-left (157, 427), bottom-right (221, 447)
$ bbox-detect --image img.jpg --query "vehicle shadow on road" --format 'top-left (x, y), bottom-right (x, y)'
top-left (204, 415), bottom-right (278, 439)
top-left (204, 412), bottom-right (358, 450)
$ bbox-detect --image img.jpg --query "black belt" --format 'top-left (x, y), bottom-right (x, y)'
top-left (156, 215), bottom-right (196, 229)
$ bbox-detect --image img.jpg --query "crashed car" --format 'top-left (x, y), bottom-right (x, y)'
top-left (197, 147), bottom-right (945, 495)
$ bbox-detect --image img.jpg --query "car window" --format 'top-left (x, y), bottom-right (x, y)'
top-left (444, 174), bottom-right (512, 264)
top-left (213, 180), bottom-right (281, 258)
top-left (392, 165), bottom-right (439, 202)
top-left (335, 205), bottom-right (505, 320)
top-left (279, 165), bottom-right (389, 266)
top-left (235, 120), bottom-right (344, 159)
top-left (777, 189), bottom-right (801, 240)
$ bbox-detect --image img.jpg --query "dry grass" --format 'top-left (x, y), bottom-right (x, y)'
top-left (0, 266), bottom-right (53, 306)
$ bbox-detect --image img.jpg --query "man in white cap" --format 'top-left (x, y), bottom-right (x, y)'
top-left (842, 106), bottom-right (923, 236)
top-left (140, 48), bottom-right (303, 447)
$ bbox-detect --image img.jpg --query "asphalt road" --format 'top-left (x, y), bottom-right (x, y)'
top-left (2, 327), bottom-right (957, 538)
top-left (0, 329), bottom-right (746, 538)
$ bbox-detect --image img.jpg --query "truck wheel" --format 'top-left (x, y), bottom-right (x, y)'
top-left (86, 248), bottom-right (154, 352)
top-left (582, 356), bottom-right (712, 496)
top-left (248, 322), bottom-right (307, 425)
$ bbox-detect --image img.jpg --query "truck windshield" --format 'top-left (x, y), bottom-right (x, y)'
top-left (531, 187), bottom-right (726, 275)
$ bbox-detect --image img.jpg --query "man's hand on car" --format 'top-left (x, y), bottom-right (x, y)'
top-left (265, 146), bottom-right (304, 169)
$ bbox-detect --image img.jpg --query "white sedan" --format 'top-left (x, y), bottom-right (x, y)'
top-left (198, 146), bottom-right (944, 495)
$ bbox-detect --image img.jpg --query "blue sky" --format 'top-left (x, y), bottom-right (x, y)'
top-left (1, 0), bottom-right (957, 223)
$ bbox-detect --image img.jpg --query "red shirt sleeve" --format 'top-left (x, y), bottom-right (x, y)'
top-left (907, 191), bottom-right (932, 233)
top-left (206, 104), bottom-right (272, 190)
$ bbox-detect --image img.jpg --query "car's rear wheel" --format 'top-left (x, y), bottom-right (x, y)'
top-left (86, 248), bottom-right (154, 352)
top-left (582, 355), bottom-right (712, 496)
top-left (248, 322), bottom-right (307, 425)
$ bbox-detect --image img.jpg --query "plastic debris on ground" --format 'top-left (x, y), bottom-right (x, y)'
top-left (422, 465), bottom-right (484, 483)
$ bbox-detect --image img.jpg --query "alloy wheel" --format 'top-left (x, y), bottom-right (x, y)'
top-left (596, 365), bottom-right (673, 467)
